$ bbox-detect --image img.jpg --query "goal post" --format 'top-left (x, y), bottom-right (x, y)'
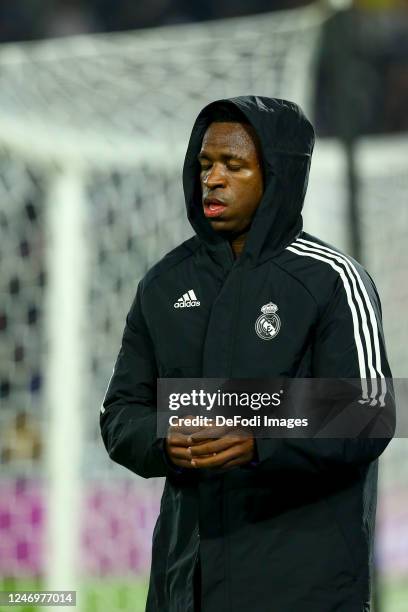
top-left (43, 167), bottom-right (89, 596)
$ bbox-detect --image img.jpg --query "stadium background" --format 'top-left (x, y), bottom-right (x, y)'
top-left (0, 0), bottom-right (407, 610)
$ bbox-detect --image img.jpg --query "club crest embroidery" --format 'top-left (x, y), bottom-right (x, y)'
top-left (255, 302), bottom-right (281, 340)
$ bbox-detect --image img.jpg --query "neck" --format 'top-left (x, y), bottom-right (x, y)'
top-left (230, 233), bottom-right (247, 258)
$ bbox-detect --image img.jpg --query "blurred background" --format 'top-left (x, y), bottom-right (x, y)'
top-left (0, 0), bottom-right (407, 610)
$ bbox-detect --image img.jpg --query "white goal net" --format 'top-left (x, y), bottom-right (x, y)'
top-left (356, 137), bottom-right (408, 606)
top-left (0, 3), bottom-right (325, 169)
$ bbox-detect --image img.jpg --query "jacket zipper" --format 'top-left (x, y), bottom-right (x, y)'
top-left (227, 262), bottom-right (243, 377)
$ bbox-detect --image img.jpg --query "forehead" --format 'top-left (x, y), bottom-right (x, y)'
top-left (200, 121), bottom-right (260, 157)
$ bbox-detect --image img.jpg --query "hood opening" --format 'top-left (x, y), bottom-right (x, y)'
top-left (182, 95), bottom-right (315, 265)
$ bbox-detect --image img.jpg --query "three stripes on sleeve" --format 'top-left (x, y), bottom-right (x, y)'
top-left (287, 237), bottom-right (387, 407)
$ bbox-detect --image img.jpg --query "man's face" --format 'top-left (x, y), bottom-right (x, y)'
top-left (198, 121), bottom-right (264, 235)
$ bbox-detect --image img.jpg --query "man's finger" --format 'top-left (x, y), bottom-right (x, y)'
top-left (189, 425), bottom-right (252, 444)
top-left (189, 435), bottom-right (242, 457)
top-left (189, 425), bottom-right (231, 442)
top-left (168, 446), bottom-right (192, 461)
top-left (170, 458), bottom-right (196, 469)
top-left (167, 432), bottom-right (191, 447)
top-left (191, 443), bottom-right (248, 469)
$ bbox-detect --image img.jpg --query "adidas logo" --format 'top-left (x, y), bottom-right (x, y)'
top-left (174, 290), bottom-right (200, 308)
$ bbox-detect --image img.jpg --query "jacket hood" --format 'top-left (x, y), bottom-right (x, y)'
top-left (182, 95), bottom-right (315, 265)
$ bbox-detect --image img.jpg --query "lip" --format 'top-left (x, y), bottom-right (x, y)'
top-left (203, 199), bottom-right (227, 219)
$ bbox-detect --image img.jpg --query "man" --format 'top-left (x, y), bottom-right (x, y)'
top-left (100, 96), bottom-right (394, 612)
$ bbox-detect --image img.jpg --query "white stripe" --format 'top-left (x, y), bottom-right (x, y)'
top-left (293, 240), bottom-right (377, 395)
top-left (183, 292), bottom-right (190, 301)
top-left (294, 243), bottom-right (380, 405)
top-left (189, 289), bottom-right (197, 301)
top-left (287, 245), bottom-right (369, 402)
top-left (296, 238), bottom-right (386, 406)
top-left (100, 365), bottom-right (115, 413)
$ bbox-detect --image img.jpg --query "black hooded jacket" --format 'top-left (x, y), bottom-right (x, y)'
top-left (100, 96), bottom-right (394, 612)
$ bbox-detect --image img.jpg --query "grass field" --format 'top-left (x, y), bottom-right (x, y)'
top-left (1, 577), bottom-right (407, 611)
top-left (1, 579), bottom-right (148, 612)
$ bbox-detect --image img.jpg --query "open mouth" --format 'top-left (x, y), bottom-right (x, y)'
top-left (203, 200), bottom-right (227, 219)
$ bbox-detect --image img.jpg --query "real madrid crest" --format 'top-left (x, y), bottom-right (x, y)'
top-left (255, 302), bottom-right (281, 340)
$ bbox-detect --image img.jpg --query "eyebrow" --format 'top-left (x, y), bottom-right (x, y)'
top-left (197, 151), bottom-right (247, 162)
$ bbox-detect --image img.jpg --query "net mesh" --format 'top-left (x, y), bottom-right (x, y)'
top-left (0, 155), bottom-right (46, 467)
top-left (0, 4), bottom-right (326, 167)
top-left (357, 136), bottom-right (408, 586)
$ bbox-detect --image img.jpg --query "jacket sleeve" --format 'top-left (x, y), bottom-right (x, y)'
top-left (254, 270), bottom-right (395, 474)
top-left (100, 281), bottom-right (176, 479)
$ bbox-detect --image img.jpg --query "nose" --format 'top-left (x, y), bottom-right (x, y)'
top-left (202, 163), bottom-right (226, 190)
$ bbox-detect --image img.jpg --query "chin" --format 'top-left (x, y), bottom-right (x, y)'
top-left (212, 226), bottom-right (234, 237)
top-left (212, 223), bottom-right (248, 241)
top-left (210, 220), bottom-right (235, 233)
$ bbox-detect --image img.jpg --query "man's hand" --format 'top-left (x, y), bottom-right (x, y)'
top-left (188, 424), bottom-right (255, 469)
top-left (165, 417), bottom-right (255, 470)
top-left (165, 415), bottom-right (210, 469)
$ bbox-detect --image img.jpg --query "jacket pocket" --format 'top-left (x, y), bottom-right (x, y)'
top-left (321, 495), bottom-right (361, 578)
